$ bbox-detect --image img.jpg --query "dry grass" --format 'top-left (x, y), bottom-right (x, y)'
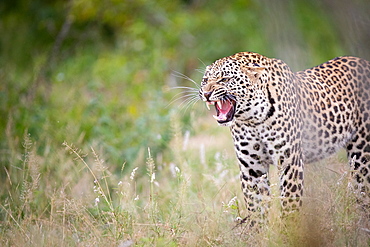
top-left (1, 116), bottom-right (369, 246)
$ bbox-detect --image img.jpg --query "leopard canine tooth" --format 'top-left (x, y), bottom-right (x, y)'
top-left (217, 100), bottom-right (222, 109)
top-left (213, 115), bottom-right (219, 120)
top-left (205, 103), bottom-right (210, 110)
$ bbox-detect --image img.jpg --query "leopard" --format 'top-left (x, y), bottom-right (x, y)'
top-left (199, 51), bottom-right (370, 223)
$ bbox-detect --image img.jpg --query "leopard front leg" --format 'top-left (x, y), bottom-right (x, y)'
top-left (278, 153), bottom-right (304, 213)
top-left (234, 138), bottom-right (272, 225)
top-left (239, 164), bottom-right (270, 209)
top-left (238, 164), bottom-right (271, 226)
top-left (264, 134), bottom-right (305, 215)
top-left (233, 127), bottom-right (305, 226)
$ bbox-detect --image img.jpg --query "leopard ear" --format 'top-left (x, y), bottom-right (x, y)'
top-left (241, 63), bottom-right (266, 83)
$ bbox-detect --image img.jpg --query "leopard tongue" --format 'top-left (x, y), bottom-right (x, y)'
top-left (213, 100), bottom-right (233, 121)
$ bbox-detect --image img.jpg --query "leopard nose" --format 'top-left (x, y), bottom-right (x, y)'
top-left (204, 91), bottom-right (212, 101)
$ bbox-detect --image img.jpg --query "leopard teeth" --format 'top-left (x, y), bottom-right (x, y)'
top-left (217, 101), bottom-right (222, 108)
top-left (213, 115), bottom-right (219, 120)
top-left (205, 103), bottom-right (210, 110)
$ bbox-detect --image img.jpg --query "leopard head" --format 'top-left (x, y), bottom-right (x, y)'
top-left (199, 52), bottom-right (272, 126)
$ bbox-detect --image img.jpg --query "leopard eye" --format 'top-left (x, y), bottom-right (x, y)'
top-left (201, 78), bottom-right (208, 86)
top-left (219, 78), bottom-right (228, 83)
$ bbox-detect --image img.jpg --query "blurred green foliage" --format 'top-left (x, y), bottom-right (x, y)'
top-left (1, 1), bottom-right (369, 245)
top-left (1, 0), bottom-right (369, 176)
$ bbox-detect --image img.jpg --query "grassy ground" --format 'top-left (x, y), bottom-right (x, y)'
top-left (1, 112), bottom-right (369, 246)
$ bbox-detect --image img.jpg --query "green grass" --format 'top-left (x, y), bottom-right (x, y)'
top-left (1, 117), bottom-right (369, 246)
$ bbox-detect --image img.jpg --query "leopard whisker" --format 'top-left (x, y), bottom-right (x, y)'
top-left (167, 91), bottom-right (199, 109)
top-left (178, 94), bottom-right (200, 106)
top-left (197, 58), bottom-right (207, 70)
top-left (196, 68), bottom-right (206, 74)
top-left (181, 95), bottom-right (201, 112)
top-left (174, 93), bottom-right (199, 103)
top-left (169, 90), bottom-right (196, 100)
top-left (171, 70), bottom-right (200, 89)
top-left (167, 71), bottom-right (201, 112)
top-left (171, 86), bottom-right (199, 92)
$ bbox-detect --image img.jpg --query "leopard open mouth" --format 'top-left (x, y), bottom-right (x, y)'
top-left (206, 96), bottom-right (236, 124)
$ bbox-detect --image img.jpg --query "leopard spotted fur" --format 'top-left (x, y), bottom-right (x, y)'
top-left (199, 52), bottom-right (370, 221)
